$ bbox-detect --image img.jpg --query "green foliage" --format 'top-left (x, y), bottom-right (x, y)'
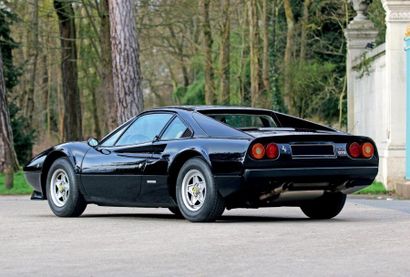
top-left (9, 103), bottom-right (36, 165)
top-left (0, 171), bottom-right (32, 195)
top-left (288, 61), bottom-right (341, 123)
top-left (368, 0), bottom-right (386, 45)
top-left (356, 182), bottom-right (388, 195)
top-left (1, 3), bottom-right (34, 166)
top-left (0, 4), bottom-right (21, 89)
top-left (174, 77), bottom-right (205, 105)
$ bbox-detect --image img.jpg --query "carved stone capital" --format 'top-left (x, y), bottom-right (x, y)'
top-left (382, 0), bottom-right (410, 22)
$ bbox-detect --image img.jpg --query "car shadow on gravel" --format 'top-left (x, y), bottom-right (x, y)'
top-left (78, 212), bottom-right (350, 223)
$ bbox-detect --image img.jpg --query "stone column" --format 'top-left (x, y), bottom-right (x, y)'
top-left (344, 0), bottom-right (378, 134)
top-left (382, 0), bottom-right (410, 188)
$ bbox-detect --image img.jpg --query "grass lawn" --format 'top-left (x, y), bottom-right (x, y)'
top-left (0, 171), bottom-right (33, 195)
top-left (355, 181), bottom-right (389, 195)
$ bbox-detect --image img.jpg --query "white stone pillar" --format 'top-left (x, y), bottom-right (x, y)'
top-left (382, 0), bottom-right (410, 188)
top-left (344, 0), bottom-right (378, 134)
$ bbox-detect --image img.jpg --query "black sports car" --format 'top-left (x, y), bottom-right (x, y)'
top-left (24, 106), bottom-right (378, 222)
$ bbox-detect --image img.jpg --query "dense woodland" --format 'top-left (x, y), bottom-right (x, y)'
top-left (0, 0), bottom-right (385, 187)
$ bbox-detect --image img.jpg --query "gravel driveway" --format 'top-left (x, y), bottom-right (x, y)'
top-left (0, 196), bottom-right (409, 276)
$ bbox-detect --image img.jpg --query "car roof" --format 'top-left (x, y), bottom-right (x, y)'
top-left (150, 105), bottom-right (274, 113)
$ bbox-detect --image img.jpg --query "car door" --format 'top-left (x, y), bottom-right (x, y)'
top-left (139, 116), bottom-right (193, 205)
top-left (81, 113), bottom-right (174, 205)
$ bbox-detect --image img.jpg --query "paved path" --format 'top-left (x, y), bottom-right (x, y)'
top-left (0, 196), bottom-right (409, 276)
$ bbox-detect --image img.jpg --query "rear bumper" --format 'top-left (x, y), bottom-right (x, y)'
top-left (215, 166), bottom-right (378, 198)
top-left (244, 166), bottom-right (378, 180)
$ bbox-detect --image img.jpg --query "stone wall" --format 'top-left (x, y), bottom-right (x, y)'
top-left (345, 0), bottom-right (410, 189)
top-left (351, 44), bottom-right (390, 185)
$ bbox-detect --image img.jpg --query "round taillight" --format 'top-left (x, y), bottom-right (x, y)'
top-left (362, 142), bottom-right (374, 158)
top-left (348, 142), bottom-right (361, 158)
top-left (266, 143), bottom-right (279, 159)
top-left (251, 143), bottom-right (265, 159)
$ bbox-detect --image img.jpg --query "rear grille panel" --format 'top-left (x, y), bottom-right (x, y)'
top-left (291, 144), bottom-right (335, 158)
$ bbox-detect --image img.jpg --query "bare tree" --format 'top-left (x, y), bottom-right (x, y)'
top-left (218, 0), bottom-right (230, 105)
top-left (54, 0), bottom-right (83, 141)
top-left (99, 0), bottom-right (117, 130)
top-left (0, 51), bottom-right (19, 189)
top-left (300, 0), bottom-right (312, 61)
top-left (248, 0), bottom-right (259, 107)
top-left (262, 0), bottom-right (270, 96)
top-left (200, 0), bottom-right (215, 105)
top-left (283, 0), bottom-right (295, 110)
top-left (25, 0), bottom-right (39, 125)
top-left (108, 0), bottom-right (144, 124)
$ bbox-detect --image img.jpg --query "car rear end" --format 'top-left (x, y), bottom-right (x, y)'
top-left (237, 132), bottom-right (378, 207)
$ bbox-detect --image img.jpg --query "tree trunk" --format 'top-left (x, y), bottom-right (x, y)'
top-left (167, 25), bottom-right (190, 93)
top-left (283, 0), bottom-right (295, 111)
top-left (218, 0), bottom-right (230, 105)
top-left (200, 0), bottom-right (215, 105)
top-left (100, 0), bottom-right (117, 131)
top-left (41, 54), bottom-right (49, 135)
top-left (91, 91), bottom-right (102, 138)
top-left (262, 0), bottom-right (270, 97)
top-left (25, 0), bottom-right (39, 125)
top-left (0, 51), bottom-right (19, 189)
top-left (248, 0), bottom-right (259, 107)
top-left (300, 0), bottom-right (312, 61)
top-left (108, 0), bottom-right (144, 124)
top-left (239, 3), bottom-right (249, 105)
top-left (54, 0), bottom-right (83, 141)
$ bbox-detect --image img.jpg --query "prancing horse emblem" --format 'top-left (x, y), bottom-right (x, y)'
top-left (281, 145), bottom-right (287, 153)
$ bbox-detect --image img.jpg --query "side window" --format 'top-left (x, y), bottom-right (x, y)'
top-left (100, 125), bottom-right (127, 147)
top-left (116, 113), bottom-right (173, 146)
top-left (161, 117), bottom-right (190, 140)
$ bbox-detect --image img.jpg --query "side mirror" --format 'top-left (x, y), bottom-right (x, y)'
top-left (87, 137), bottom-right (99, 147)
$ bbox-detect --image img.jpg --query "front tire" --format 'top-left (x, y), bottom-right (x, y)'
top-left (300, 192), bottom-right (346, 219)
top-left (176, 157), bottom-right (225, 222)
top-left (46, 158), bottom-right (87, 217)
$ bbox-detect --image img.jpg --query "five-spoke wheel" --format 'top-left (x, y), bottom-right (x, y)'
top-left (46, 157), bottom-right (87, 217)
top-left (50, 169), bottom-right (70, 207)
top-left (181, 169), bottom-right (207, 211)
top-left (176, 157), bottom-right (225, 222)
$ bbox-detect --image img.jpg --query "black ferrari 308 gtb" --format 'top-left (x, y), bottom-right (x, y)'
top-left (24, 106), bottom-right (378, 222)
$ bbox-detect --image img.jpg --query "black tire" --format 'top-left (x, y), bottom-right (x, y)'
top-left (300, 192), bottom-right (346, 219)
top-left (176, 157), bottom-right (225, 222)
top-left (168, 206), bottom-right (183, 218)
top-left (46, 157), bottom-right (87, 217)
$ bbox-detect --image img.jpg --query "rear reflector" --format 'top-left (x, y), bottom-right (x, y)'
top-left (251, 143), bottom-right (265, 159)
top-left (348, 142), bottom-right (361, 158)
top-left (362, 142), bottom-right (374, 158)
top-left (266, 143), bottom-right (279, 159)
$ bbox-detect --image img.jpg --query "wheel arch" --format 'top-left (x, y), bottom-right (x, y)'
top-left (40, 151), bottom-right (70, 199)
top-left (167, 149), bottom-right (212, 201)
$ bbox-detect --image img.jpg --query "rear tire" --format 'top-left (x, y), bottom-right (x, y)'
top-left (300, 192), bottom-right (346, 219)
top-left (46, 158), bottom-right (87, 217)
top-left (176, 157), bottom-right (225, 222)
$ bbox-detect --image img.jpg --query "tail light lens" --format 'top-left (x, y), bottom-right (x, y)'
top-left (251, 143), bottom-right (265, 159)
top-left (362, 142), bottom-right (374, 158)
top-left (348, 142), bottom-right (361, 158)
top-left (266, 143), bottom-right (279, 159)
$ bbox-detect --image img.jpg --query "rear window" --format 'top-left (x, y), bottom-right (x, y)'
top-left (207, 114), bottom-right (277, 129)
